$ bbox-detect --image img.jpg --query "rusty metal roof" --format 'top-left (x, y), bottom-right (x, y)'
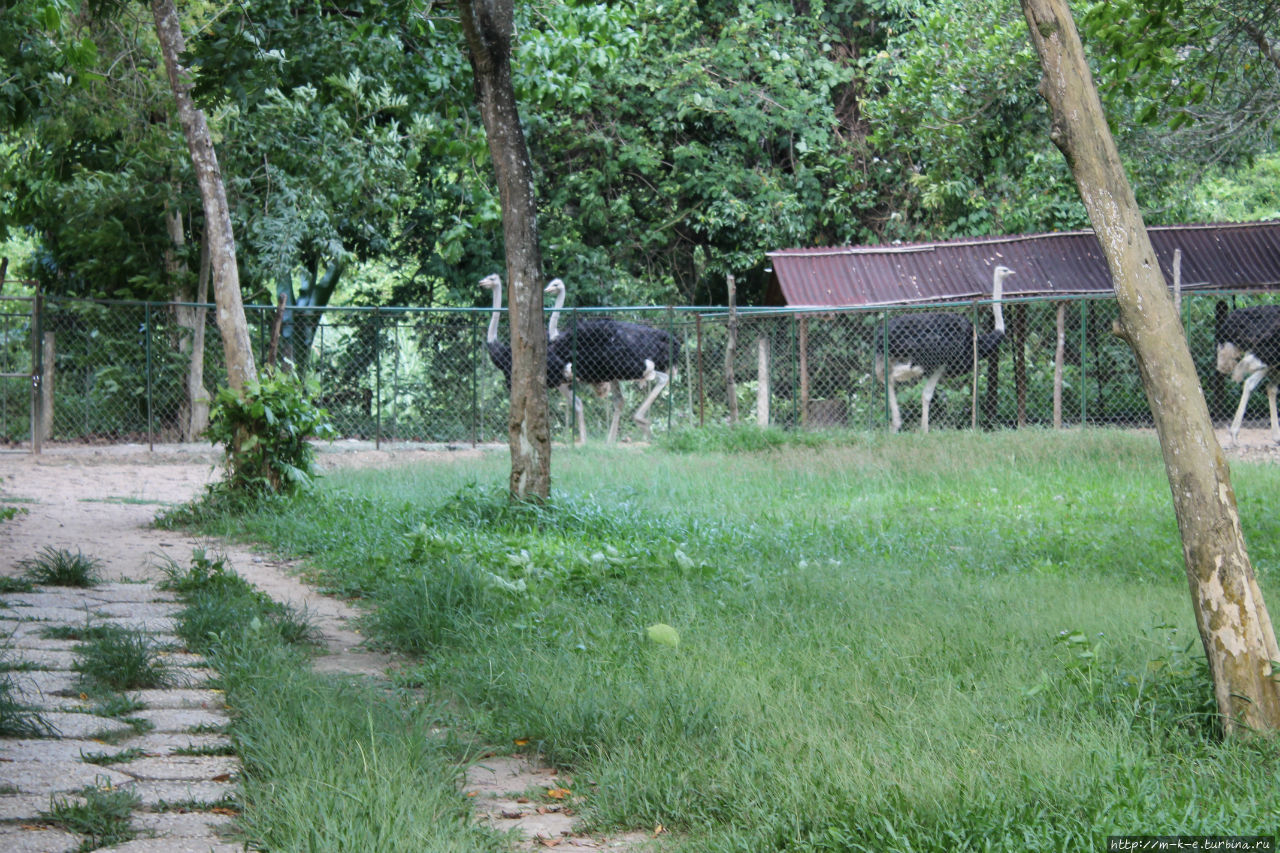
top-left (766, 220), bottom-right (1280, 307)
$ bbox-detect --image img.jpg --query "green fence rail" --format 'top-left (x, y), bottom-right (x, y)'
top-left (3, 290), bottom-right (1278, 449)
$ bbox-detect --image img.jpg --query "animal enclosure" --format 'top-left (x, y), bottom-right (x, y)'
top-left (4, 290), bottom-right (1279, 448)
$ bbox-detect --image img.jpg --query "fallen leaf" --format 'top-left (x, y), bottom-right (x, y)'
top-left (546, 787), bottom-right (571, 799)
top-left (211, 773), bottom-right (233, 782)
top-left (654, 823), bottom-right (666, 837)
top-left (514, 738), bottom-right (529, 746)
top-left (210, 807), bottom-right (240, 816)
top-left (539, 840), bottom-right (563, 848)
top-left (645, 623), bottom-right (680, 647)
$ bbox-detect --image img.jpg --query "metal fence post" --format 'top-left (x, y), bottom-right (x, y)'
top-left (470, 312), bottom-right (479, 446)
top-left (145, 302), bottom-right (154, 450)
top-left (666, 304), bottom-right (675, 433)
top-left (1080, 300), bottom-right (1088, 426)
top-left (374, 306), bottom-right (382, 449)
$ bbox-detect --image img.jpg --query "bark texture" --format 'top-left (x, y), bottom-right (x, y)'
top-left (1023, 0), bottom-right (1280, 734)
top-left (458, 0), bottom-right (551, 501)
top-left (152, 0), bottom-right (256, 393)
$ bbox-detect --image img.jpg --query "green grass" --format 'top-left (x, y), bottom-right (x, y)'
top-left (73, 626), bottom-right (173, 692)
top-left (160, 550), bottom-right (510, 851)
top-left (40, 781), bottom-right (140, 851)
top-left (0, 670), bottom-right (52, 737)
top-left (18, 546), bottom-right (103, 587)
top-left (166, 428), bottom-right (1280, 851)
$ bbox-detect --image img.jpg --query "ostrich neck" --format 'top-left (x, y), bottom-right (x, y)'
top-left (548, 288), bottom-right (566, 340)
top-left (991, 274), bottom-right (1006, 334)
top-left (486, 283), bottom-right (502, 344)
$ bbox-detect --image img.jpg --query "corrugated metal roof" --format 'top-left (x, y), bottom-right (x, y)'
top-left (766, 220), bottom-right (1280, 308)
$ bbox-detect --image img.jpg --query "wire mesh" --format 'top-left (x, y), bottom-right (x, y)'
top-left (19, 291), bottom-right (1280, 447)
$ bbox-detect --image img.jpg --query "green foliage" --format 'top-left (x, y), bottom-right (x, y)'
top-left (207, 368), bottom-right (336, 496)
top-left (18, 546), bottom-right (102, 587)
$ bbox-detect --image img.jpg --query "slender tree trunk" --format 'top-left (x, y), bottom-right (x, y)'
top-left (458, 0), bottom-right (550, 501)
top-left (1023, 0), bottom-right (1280, 735)
top-left (164, 204), bottom-right (210, 441)
top-left (152, 0), bottom-right (256, 393)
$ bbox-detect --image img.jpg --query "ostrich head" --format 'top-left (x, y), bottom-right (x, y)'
top-left (545, 278), bottom-right (568, 342)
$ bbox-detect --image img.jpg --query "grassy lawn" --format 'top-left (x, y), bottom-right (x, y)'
top-left (174, 427), bottom-right (1280, 851)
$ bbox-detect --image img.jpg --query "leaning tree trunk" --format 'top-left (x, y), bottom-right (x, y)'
top-left (152, 0), bottom-right (256, 393)
top-left (458, 0), bottom-right (551, 501)
top-left (1023, 0), bottom-right (1280, 735)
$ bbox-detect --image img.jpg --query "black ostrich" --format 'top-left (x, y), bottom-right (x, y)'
top-left (478, 273), bottom-right (573, 403)
top-left (1215, 301), bottom-right (1280, 446)
top-left (545, 285), bottom-right (680, 441)
top-left (874, 265), bottom-right (1013, 433)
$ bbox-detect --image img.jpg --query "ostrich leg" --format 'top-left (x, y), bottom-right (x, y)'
top-left (1269, 379), bottom-right (1280, 443)
top-left (887, 373), bottom-right (903, 433)
top-left (1229, 367), bottom-right (1270, 446)
top-left (607, 382), bottom-right (626, 443)
top-left (919, 366), bottom-right (946, 434)
top-left (631, 368), bottom-right (671, 440)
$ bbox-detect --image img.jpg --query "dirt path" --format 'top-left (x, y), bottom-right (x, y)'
top-left (0, 441), bottom-right (652, 852)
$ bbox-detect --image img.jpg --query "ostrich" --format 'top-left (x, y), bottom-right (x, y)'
top-left (1214, 301), bottom-right (1280, 446)
top-left (874, 265), bottom-right (1013, 433)
top-left (478, 275), bottom-right (581, 441)
top-left (545, 287), bottom-right (680, 442)
top-left (543, 278), bottom-right (587, 443)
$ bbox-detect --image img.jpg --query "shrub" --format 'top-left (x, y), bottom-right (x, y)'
top-left (206, 367), bottom-right (337, 495)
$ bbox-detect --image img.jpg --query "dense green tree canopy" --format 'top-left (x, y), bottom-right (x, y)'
top-left (2, 0), bottom-right (1276, 307)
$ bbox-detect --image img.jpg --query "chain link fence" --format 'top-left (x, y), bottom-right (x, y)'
top-left (5, 290), bottom-right (1279, 448)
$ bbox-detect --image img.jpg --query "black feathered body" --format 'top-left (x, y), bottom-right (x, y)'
top-left (884, 312), bottom-right (1003, 377)
top-left (1217, 304), bottom-right (1280, 368)
top-left (485, 337), bottom-right (570, 391)
top-left (550, 318), bottom-right (680, 385)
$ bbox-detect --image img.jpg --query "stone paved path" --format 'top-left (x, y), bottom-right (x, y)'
top-left (1, 582), bottom-right (243, 853)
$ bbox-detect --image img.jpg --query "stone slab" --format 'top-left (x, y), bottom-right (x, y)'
top-left (128, 688), bottom-right (224, 710)
top-left (131, 708), bottom-right (228, 733)
top-left (4, 760), bottom-right (133, 794)
top-left (131, 809), bottom-right (236, 837)
top-left (96, 839), bottom-right (246, 853)
top-left (0, 824), bottom-right (82, 853)
top-left (39, 711), bottom-right (135, 740)
top-left (0, 793), bottom-right (53, 821)
top-left (130, 733), bottom-right (233, 756)
top-left (128, 780), bottom-right (238, 809)
top-left (116, 756), bottom-right (238, 783)
top-left (7, 648), bottom-right (78, 670)
top-left (94, 602), bottom-right (182, 619)
top-left (0, 738), bottom-right (132, 763)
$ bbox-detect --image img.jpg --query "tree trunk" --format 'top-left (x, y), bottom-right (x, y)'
top-left (164, 204), bottom-right (210, 441)
top-left (457, 0), bottom-right (550, 501)
top-left (1023, 0), bottom-right (1280, 735)
top-left (152, 0), bottom-right (256, 394)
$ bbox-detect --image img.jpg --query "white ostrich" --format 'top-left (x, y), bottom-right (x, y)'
top-left (874, 265), bottom-right (1014, 433)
